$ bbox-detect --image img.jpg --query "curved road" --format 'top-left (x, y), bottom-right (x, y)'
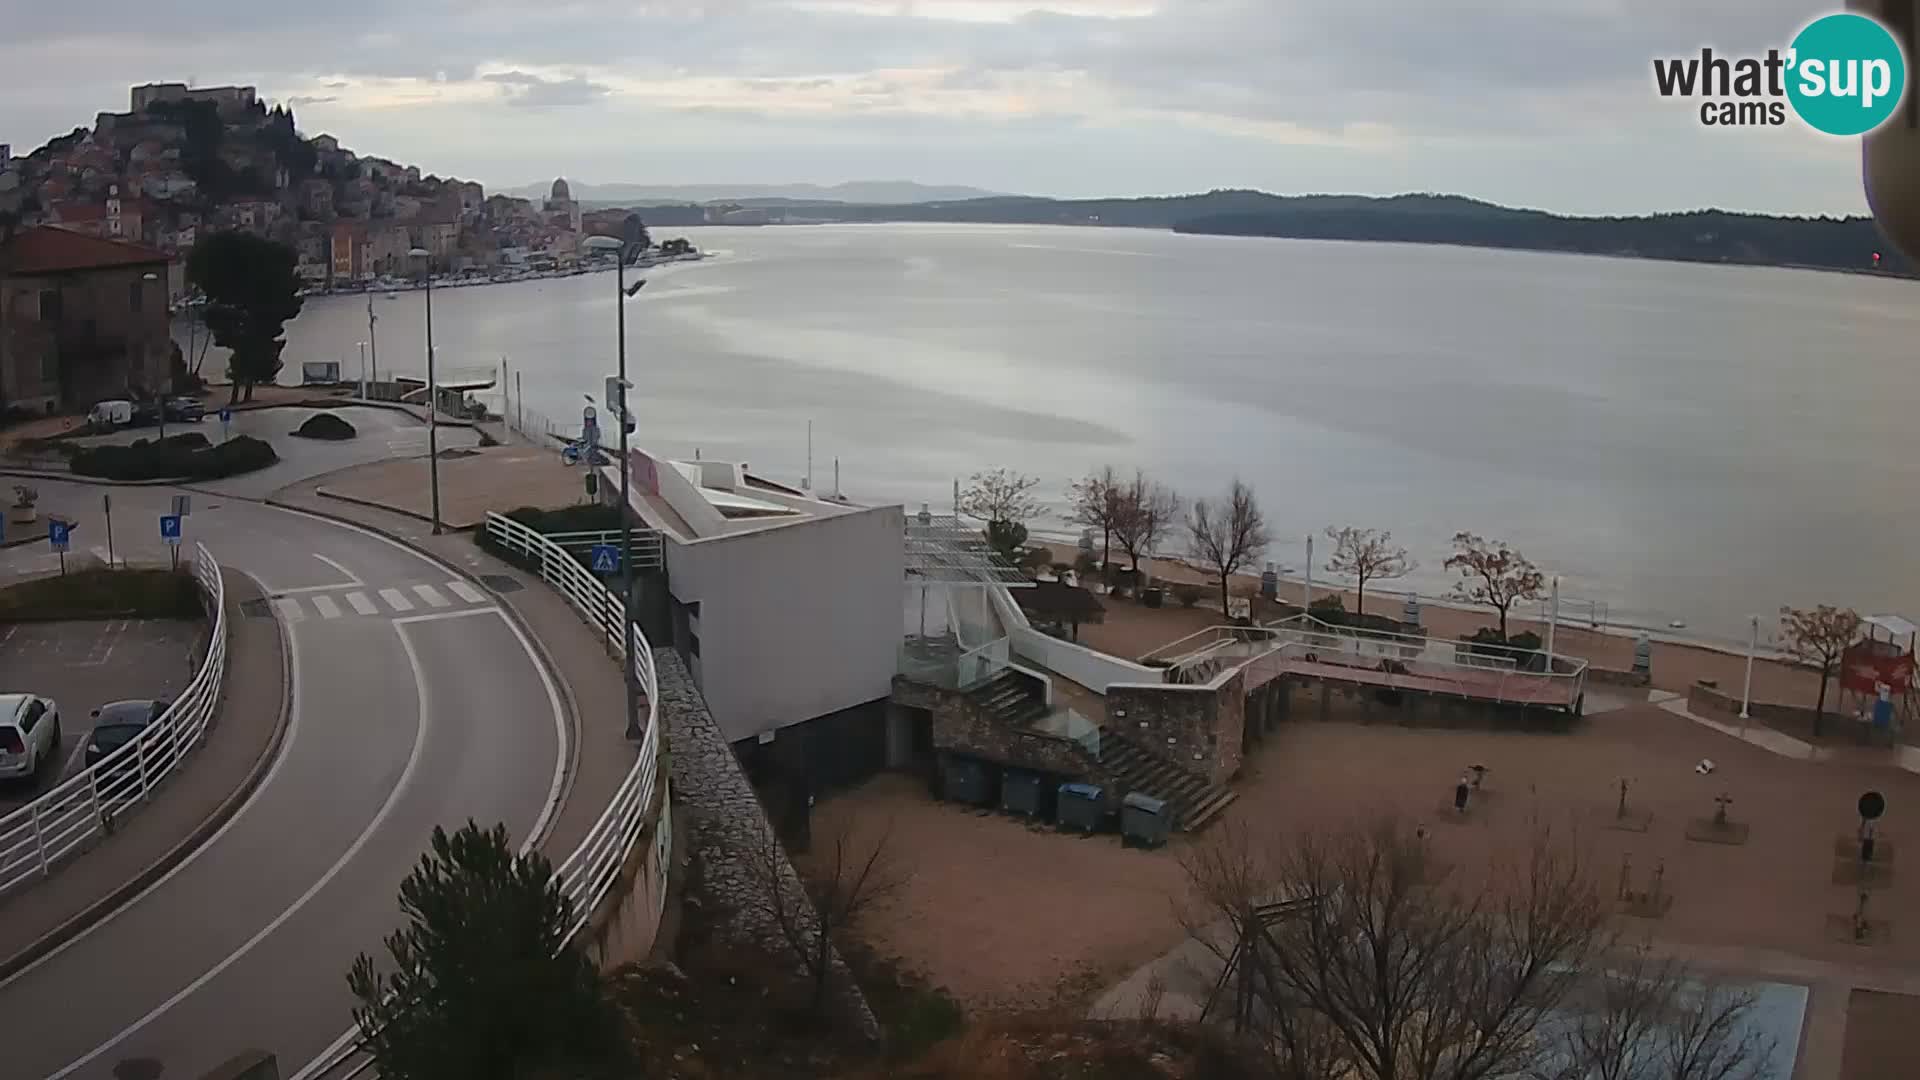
top-left (0, 481), bottom-right (565, 1079)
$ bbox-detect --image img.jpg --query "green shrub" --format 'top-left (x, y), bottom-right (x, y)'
top-left (1309, 594), bottom-right (1347, 619)
top-left (71, 435), bottom-right (278, 481)
top-left (293, 413), bottom-right (357, 440)
top-left (0, 567), bottom-right (203, 619)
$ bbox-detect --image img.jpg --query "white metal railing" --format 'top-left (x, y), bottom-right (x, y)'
top-left (307, 514), bottom-right (666, 1079)
top-left (542, 528), bottom-right (664, 572)
top-left (955, 636), bottom-right (1011, 691)
top-left (0, 542), bottom-right (226, 897)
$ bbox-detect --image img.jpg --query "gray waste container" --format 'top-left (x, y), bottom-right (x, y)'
top-left (1121, 792), bottom-right (1172, 848)
top-left (942, 755), bottom-right (994, 806)
top-left (1002, 770), bottom-right (1045, 818)
top-left (1057, 782), bottom-right (1104, 833)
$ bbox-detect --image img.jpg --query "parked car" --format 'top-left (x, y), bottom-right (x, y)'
top-left (87, 399), bottom-right (133, 429)
top-left (0, 694), bottom-right (62, 781)
top-left (163, 397), bottom-right (205, 422)
top-left (130, 399), bottom-right (163, 427)
top-left (85, 700), bottom-right (169, 769)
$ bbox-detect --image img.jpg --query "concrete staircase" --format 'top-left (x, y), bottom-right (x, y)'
top-left (970, 669), bottom-right (1050, 727)
top-left (1098, 730), bottom-right (1238, 832)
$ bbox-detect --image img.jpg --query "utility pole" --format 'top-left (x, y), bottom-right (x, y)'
top-left (366, 293), bottom-right (379, 396)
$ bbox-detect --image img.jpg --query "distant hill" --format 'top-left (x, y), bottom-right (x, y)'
top-left (724, 190), bottom-right (1910, 276)
top-left (502, 180), bottom-right (1009, 206)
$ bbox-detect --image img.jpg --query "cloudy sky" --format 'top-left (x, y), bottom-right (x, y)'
top-left (0, 0), bottom-right (1879, 215)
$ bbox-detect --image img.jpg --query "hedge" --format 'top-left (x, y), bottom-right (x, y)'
top-left (71, 434), bottom-right (278, 481)
top-left (472, 503), bottom-right (626, 575)
top-left (293, 413), bottom-right (357, 440)
top-left (0, 567), bottom-right (203, 620)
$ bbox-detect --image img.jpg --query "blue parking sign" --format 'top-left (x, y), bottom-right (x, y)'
top-left (590, 544), bottom-right (619, 574)
top-left (49, 520), bottom-right (71, 552)
top-left (160, 515), bottom-right (182, 544)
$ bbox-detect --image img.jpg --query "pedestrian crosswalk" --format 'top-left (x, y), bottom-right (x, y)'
top-left (270, 580), bottom-right (494, 622)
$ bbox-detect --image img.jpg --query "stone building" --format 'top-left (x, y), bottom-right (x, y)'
top-left (0, 226), bottom-right (173, 413)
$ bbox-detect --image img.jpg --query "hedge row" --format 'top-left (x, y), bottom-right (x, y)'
top-left (0, 567), bottom-right (203, 620)
top-left (71, 435), bottom-right (277, 481)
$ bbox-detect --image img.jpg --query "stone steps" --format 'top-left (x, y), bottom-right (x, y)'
top-left (1099, 730), bottom-right (1238, 832)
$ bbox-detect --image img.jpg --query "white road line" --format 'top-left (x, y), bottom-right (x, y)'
top-left (378, 588), bottom-right (414, 612)
top-left (272, 598), bottom-right (306, 623)
top-left (268, 582), bottom-right (364, 595)
top-left (391, 607), bottom-right (502, 625)
top-left (310, 595), bottom-right (342, 620)
top-left (411, 583), bottom-right (451, 608)
top-left (446, 579), bottom-right (486, 604)
top-left (90, 546), bottom-right (113, 568)
top-left (310, 553), bottom-right (362, 585)
top-left (61, 730), bottom-right (91, 778)
top-left (49, 618), bottom-right (435, 1080)
top-left (344, 591), bottom-right (378, 616)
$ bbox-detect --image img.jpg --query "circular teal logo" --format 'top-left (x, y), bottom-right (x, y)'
top-left (1786, 13), bottom-right (1908, 136)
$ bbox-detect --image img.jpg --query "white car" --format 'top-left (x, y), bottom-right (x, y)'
top-left (0, 694), bottom-right (62, 781)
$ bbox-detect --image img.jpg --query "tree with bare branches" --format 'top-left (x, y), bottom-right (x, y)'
top-left (1324, 526), bottom-right (1415, 619)
top-left (1778, 604), bottom-right (1863, 736)
top-left (740, 816), bottom-right (908, 1017)
top-left (958, 467), bottom-right (1043, 562)
top-left (1187, 480), bottom-right (1269, 619)
top-left (1067, 466), bottom-right (1124, 569)
top-left (1114, 470), bottom-right (1181, 574)
top-left (1533, 942), bottom-right (1776, 1080)
top-left (1444, 532), bottom-right (1545, 640)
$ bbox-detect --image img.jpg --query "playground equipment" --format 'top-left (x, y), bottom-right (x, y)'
top-left (1839, 615), bottom-right (1916, 744)
top-left (1616, 854), bottom-right (1671, 918)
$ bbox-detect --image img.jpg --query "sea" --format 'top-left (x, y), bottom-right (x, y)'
top-left (219, 222), bottom-right (1920, 647)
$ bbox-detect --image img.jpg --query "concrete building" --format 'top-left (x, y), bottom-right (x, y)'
top-left (130, 82), bottom-right (257, 115)
top-left (0, 227), bottom-right (172, 413)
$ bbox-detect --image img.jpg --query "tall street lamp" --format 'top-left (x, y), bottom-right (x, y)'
top-left (142, 271), bottom-right (166, 441)
top-left (583, 216), bottom-right (650, 741)
top-left (407, 248), bottom-right (442, 534)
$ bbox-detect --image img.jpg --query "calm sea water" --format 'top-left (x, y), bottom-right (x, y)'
top-left (252, 223), bottom-right (1920, 644)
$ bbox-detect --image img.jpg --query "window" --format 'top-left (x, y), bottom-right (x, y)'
top-left (37, 289), bottom-right (60, 321)
top-left (19, 700), bottom-right (44, 734)
top-left (128, 280), bottom-right (143, 312)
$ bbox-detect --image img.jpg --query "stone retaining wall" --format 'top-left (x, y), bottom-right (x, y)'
top-left (656, 649), bottom-right (880, 1039)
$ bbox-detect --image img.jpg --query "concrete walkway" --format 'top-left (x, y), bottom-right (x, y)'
top-left (1653, 689), bottom-right (1920, 777)
top-left (0, 568), bottom-right (290, 979)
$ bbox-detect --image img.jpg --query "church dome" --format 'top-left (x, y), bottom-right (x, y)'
top-left (550, 177), bottom-right (571, 202)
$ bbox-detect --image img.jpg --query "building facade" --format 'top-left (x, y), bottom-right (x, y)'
top-left (0, 227), bottom-right (172, 413)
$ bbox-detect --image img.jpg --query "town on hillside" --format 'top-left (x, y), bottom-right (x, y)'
top-left (0, 81), bottom-right (704, 301)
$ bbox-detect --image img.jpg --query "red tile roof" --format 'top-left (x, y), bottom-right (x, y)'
top-left (0, 225), bottom-right (171, 274)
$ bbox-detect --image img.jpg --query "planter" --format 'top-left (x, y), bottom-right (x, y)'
top-left (7, 505), bottom-right (37, 527)
top-left (1142, 587), bottom-right (1165, 609)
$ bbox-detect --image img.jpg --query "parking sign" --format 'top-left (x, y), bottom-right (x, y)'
top-left (160, 515), bottom-right (182, 545)
top-left (49, 520), bottom-right (71, 552)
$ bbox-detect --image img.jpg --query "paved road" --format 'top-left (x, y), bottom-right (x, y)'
top-left (0, 480), bottom-right (565, 1079)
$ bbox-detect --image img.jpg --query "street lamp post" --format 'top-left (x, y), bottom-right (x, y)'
top-left (358, 341), bottom-right (369, 398)
top-left (408, 248), bottom-right (441, 534)
top-left (584, 219), bottom-right (650, 740)
top-left (1740, 615), bottom-right (1759, 724)
top-left (142, 271), bottom-right (167, 441)
top-left (365, 294), bottom-right (379, 394)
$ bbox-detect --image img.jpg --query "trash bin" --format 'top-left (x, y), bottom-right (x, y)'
top-left (1057, 782), bottom-right (1104, 833)
top-left (1142, 586), bottom-right (1164, 609)
top-left (942, 755), bottom-right (995, 806)
top-left (1002, 770), bottom-right (1046, 818)
top-left (1121, 792), bottom-right (1172, 848)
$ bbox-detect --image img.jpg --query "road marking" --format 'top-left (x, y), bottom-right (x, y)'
top-left (62, 728), bottom-right (91, 778)
top-left (411, 583), bottom-right (451, 608)
top-left (446, 579), bottom-right (486, 604)
top-left (311, 594), bottom-right (341, 620)
top-left (344, 591), bottom-right (378, 616)
top-left (90, 546), bottom-right (114, 568)
top-left (272, 597), bottom-right (306, 623)
top-left (269, 582), bottom-right (364, 595)
top-left (49, 619), bottom-right (434, 1080)
top-left (391, 606), bottom-right (501, 625)
top-left (378, 587), bottom-right (414, 612)
top-left (310, 553), bottom-right (361, 585)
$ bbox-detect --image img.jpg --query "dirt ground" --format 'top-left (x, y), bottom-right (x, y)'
top-left (1839, 989), bottom-right (1920, 1080)
top-left (817, 699), bottom-right (1920, 1017)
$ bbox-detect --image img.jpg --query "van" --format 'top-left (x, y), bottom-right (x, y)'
top-left (88, 400), bottom-right (133, 428)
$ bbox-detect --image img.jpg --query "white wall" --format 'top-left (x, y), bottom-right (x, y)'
top-left (665, 504), bottom-right (906, 743)
top-left (1009, 626), bottom-right (1162, 694)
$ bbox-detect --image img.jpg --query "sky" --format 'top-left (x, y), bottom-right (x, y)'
top-left (0, 0), bottom-right (1884, 216)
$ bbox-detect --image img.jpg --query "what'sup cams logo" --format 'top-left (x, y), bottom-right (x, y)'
top-left (1654, 11), bottom-right (1911, 135)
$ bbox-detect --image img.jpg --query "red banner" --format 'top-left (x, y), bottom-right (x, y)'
top-left (1841, 642), bottom-right (1916, 694)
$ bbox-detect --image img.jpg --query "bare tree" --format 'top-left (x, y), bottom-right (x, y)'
top-left (1535, 942), bottom-right (1775, 1080)
top-left (1188, 479), bottom-right (1269, 619)
top-left (1114, 470), bottom-right (1181, 573)
top-left (1067, 465), bottom-right (1124, 568)
top-left (958, 467), bottom-right (1042, 561)
top-left (1444, 532), bottom-right (1545, 640)
top-left (1180, 817), bottom-right (1621, 1080)
top-left (740, 815), bottom-right (908, 1017)
top-left (1324, 526), bottom-right (1416, 619)
top-left (1777, 604), bottom-right (1862, 737)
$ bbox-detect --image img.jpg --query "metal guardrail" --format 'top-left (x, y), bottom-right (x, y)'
top-left (304, 513), bottom-right (665, 1079)
top-left (542, 528), bottom-right (664, 572)
top-left (0, 542), bottom-right (225, 896)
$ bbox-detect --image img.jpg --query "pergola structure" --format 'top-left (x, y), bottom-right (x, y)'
top-left (901, 509), bottom-right (1030, 689)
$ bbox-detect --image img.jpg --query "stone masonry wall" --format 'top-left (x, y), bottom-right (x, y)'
top-left (1106, 668), bottom-right (1246, 785)
top-left (913, 677), bottom-right (1127, 807)
top-left (656, 649), bottom-right (880, 1039)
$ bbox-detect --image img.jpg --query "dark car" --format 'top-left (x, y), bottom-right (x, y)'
top-left (164, 397), bottom-right (206, 422)
top-left (130, 400), bottom-right (163, 427)
top-left (85, 699), bottom-right (169, 769)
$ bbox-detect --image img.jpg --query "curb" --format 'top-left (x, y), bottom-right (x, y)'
top-left (0, 564), bottom-right (294, 984)
top-left (311, 486), bottom-right (477, 531)
top-left (261, 492), bottom-right (583, 852)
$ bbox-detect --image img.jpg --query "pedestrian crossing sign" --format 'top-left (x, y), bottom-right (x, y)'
top-left (590, 544), bottom-right (619, 574)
